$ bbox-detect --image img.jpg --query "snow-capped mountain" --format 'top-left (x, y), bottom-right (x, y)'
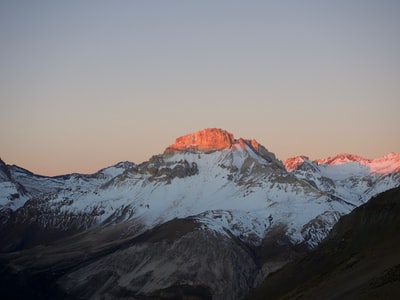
top-left (1, 128), bottom-right (399, 300)
top-left (284, 152), bottom-right (400, 206)
top-left (0, 129), bottom-right (345, 249)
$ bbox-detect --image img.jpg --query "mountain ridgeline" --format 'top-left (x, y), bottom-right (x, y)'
top-left (0, 128), bottom-right (399, 299)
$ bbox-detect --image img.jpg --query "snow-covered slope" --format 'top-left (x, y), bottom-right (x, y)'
top-left (2, 141), bottom-right (334, 247)
top-left (1, 129), bottom-right (399, 251)
top-left (284, 153), bottom-right (400, 205)
top-left (0, 160), bottom-right (31, 211)
top-left (0, 160), bottom-right (135, 211)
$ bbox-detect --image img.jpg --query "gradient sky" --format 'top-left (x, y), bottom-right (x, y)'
top-left (1, 0), bottom-right (400, 176)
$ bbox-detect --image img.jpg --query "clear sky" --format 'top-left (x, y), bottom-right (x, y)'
top-left (1, 0), bottom-right (399, 176)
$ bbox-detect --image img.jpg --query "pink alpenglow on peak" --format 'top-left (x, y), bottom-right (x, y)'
top-left (164, 128), bottom-right (274, 157)
top-left (316, 152), bottom-right (400, 175)
top-left (315, 153), bottom-right (371, 166)
top-left (164, 128), bottom-right (279, 164)
top-left (284, 156), bottom-right (310, 172)
top-left (363, 152), bottom-right (400, 174)
top-left (164, 128), bottom-right (235, 153)
top-left (284, 153), bottom-right (400, 175)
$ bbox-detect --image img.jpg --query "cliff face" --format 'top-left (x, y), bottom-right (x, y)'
top-left (164, 128), bottom-right (279, 166)
top-left (165, 128), bottom-right (235, 153)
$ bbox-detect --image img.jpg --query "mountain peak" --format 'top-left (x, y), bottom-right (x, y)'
top-left (284, 156), bottom-right (310, 172)
top-left (0, 158), bottom-right (12, 181)
top-left (164, 128), bottom-right (280, 166)
top-left (315, 153), bottom-right (370, 165)
top-left (164, 128), bottom-right (235, 153)
top-left (314, 152), bottom-right (400, 174)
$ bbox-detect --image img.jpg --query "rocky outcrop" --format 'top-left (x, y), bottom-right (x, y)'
top-left (283, 156), bottom-right (310, 172)
top-left (0, 159), bottom-right (12, 181)
top-left (140, 155), bottom-right (199, 179)
top-left (315, 152), bottom-right (400, 174)
top-left (165, 128), bottom-right (235, 153)
top-left (315, 153), bottom-right (371, 165)
top-left (164, 128), bottom-right (279, 165)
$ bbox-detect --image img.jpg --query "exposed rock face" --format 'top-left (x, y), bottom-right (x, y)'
top-left (284, 153), bottom-right (400, 205)
top-left (286, 153), bottom-right (400, 175)
top-left (315, 153), bottom-right (371, 165)
top-left (283, 156), bottom-right (310, 172)
top-left (315, 152), bottom-right (400, 174)
top-left (165, 128), bottom-right (235, 153)
top-left (164, 128), bottom-right (278, 164)
top-left (138, 155), bottom-right (199, 181)
top-left (0, 159), bottom-right (12, 181)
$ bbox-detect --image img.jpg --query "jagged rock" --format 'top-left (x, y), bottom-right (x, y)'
top-left (165, 128), bottom-right (234, 153)
top-left (284, 155), bottom-right (310, 172)
top-left (171, 161), bottom-right (198, 178)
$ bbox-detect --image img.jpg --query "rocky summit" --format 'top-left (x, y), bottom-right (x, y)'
top-left (164, 128), bottom-right (278, 163)
top-left (164, 128), bottom-right (235, 152)
top-left (0, 128), bottom-right (399, 300)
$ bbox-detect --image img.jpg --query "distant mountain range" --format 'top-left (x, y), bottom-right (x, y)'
top-left (1, 128), bottom-right (399, 299)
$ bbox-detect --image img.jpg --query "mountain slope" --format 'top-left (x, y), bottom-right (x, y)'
top-left (246, 186), bottom-right (400, 300)
top-left (284, 153), bottom-right (400, 205)
top-left (0, 217), bottom-right (257, 300)
top-left (1, 128), bottom-right (350, 252)
top-left (0, 128), bottom-right (399, 299)
top-left (0, 161), bottom-right (136, 251)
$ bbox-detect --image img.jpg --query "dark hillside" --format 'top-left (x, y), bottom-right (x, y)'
top-left (246, 186), bottom-right (400, 300)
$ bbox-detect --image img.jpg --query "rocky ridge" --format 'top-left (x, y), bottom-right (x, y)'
top-left (284, 153), bottom-right (400, 204)
top-left (165, 128), bottom-right (235, 152)
top-left (164, 128), bottom-right (278, 163)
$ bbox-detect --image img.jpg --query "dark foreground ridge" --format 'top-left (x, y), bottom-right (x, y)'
top-left (246, 186), bottom-right (400, 300)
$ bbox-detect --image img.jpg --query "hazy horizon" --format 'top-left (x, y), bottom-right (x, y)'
top-left (1, 1), bottom-right (400, 176)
